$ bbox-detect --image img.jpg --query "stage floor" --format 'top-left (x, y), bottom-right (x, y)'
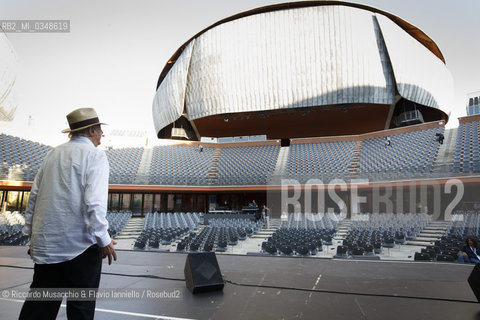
top-left (1, 246), bottom-right (479, 320)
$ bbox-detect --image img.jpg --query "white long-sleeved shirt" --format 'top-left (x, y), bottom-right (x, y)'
top-left (23, 136), bottom-right (111, 264)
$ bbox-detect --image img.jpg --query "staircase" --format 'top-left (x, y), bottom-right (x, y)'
top-left (432, 128), bottom-right (457, 174)
top-left (270, 146), bottom-right (290, 184)
top-left (334, 220), bottom-right (352, 240)
top-left (333, 219), bottom-right (450, 248)
top-left (250, 218), bottom-right (281, 239)
top-left (113, 217), bottom-right (144, 250)
top-left (115, 217), bottom-right (144, 240)
top-left (206, 148), bottom-right (221, 184)
top-left (346, 141), bottom-right (362, 179)
top-left (133, 147), bottom-right (153, 185)
top-left (405, 221), bottom-right (450, 246)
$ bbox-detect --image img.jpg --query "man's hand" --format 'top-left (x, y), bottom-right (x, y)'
top-left (100, 240), bottom-right (117, 265)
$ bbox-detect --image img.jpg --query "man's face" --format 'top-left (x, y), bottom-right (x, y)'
top-left (89, 125), bottom-right (103, 147)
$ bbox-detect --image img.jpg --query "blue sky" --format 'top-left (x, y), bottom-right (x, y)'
top-left (1, 0), bottom-right (479, 140)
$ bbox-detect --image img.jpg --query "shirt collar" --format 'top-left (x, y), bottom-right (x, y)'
top-left (71, 136), bottom-right (95, 147)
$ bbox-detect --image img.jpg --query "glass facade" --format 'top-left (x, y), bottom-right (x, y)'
top-left (0, 187), bottom-right (270, 217)
top-left (467, 93), bottom-right (480, 116)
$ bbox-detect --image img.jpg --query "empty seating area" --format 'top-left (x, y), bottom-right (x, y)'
top-left (0, 123), bottom-right (467, 186)
top-left (134, 212), bottom-right (200, 250)
top-left (413, 212), bottom-right (477, 262)
top-left (0, 210), bottom-right (133, 246)
top-left (262, 213), bottom-right (338, 256)
top-left (106, 210), bottom-right (132, 238)
top-left (0, 211), bottom-right (29, 246)
top-left (216, 145), bottom-right (279, 185)
top-left (446, 210), bottom-right (480, 238)
top-left (177, 218), bottom-right (263, 253)
top-left (287, 141), bottom-right (355, 183)
top-left (413, 237), bottom-right (461, 262)
top-left (263, 228), bottom-right (329, 256)
top-left (0, 133), bottom-right (52, 181)
top-left (105, 147), bottom-right (143, 184)
top-left (357, 128), bottom-right (442, 179)
top-left (340, 213), bottom-right (430, 258)
top-left (149, 145), bottom-right (215, 185)
top-left (453, 121), bottom-right (480, 173)
top-left (279, 212), bottom-right (340, 231)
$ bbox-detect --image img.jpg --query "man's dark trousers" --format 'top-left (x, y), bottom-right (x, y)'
top-left (19, 244), bottom-right (102, 320)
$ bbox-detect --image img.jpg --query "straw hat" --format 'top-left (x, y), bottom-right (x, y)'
top-left (61, 108), bottom-right (106, 133)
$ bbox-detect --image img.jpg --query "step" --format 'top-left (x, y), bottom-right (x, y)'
top-left (425, 225), bottom-right (448, 229)
top-left (415, 236), bottom-right (441, 241)
top-left (114, 235), bottom-right (139, 240)
top-left (255, 230), bottom-right (275, 236)
top-left (122, 228), bottom-right (143, 232)
top-left (123, 223), bottom-right (144, 228)
top-left (417, 235), bottom-right (443, 240)
top-left (122, 225), bottom-right (143, 229)
top-left (428, 226), bottom-right (449, 230)
top-left (406, 240), bottom-right (436, 246)
top-left (124, 220), bottom-right (143, 225)
top-left (117, 232), bottom-right (142, 237)
top-left (122, 229), bottom-right (142, 234)
top-left (423, 227), bottom-right (448, 233)
top-left (251, 234), bottom-right (270, 239)
top-left (420, 230), bottom-right (445, 234)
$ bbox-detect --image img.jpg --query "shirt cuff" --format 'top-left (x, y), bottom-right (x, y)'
top-left (96, 233), bottom-right (112, 248)
top-left (22, 225), bottom-right (31, 236)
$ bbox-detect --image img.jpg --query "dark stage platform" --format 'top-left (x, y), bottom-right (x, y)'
top-left (1, 246), bottom-right (479, 320)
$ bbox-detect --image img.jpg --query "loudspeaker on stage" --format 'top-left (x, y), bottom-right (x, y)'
top-left (184, 252), bottom-right (224, 294)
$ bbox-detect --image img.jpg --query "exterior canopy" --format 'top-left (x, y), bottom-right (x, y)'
top-left (153, 1), bottom-right (452, 139)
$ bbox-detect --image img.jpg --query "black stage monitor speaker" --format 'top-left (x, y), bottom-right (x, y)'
top-left (184, 252), bottom-right (224, 294)
top-left (468, 263), bottom-right (480, 302)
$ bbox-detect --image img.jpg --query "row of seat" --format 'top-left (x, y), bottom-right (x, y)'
top-left (216, 145), bottom-right (280, 185)
top-left (149, 145), bottom-right (215, 185)
top-left (134, 212), bottom-right (201, 250)
top-left (262, 227), bottom-right (335, 256)
top-left (105, 147), bottom-right (143, 184)
top-left (0, 211), bottom-right (29, 245)
top-left (446, 211), bottom-right (480, 238)
top-left (413, 233), bottom-right (466, 262)
top-left (0, 133), bottom-right (52, 181)
top-left (454, 121), bottom-right (480, 173)
top-left (287, 141), bottom-right (355, 183)
top-left (357, 128), bottom-right (442, 177)
top-left (106, 211), bottom-right (132, 237)
top-left (0, 224), bottom-right (29, 246)
top-left (279, 212), bottom-right (341, 230)
top-left (175, 217), bottom-right (263, 252)
top-left (0, 125), bottom-right (466, 186)
top-left (414, 211), bottom-right (477, 262)
top-left (177, 226), bottom-right (242, 253)
top-left (338, 213), bottom-right (430, 258)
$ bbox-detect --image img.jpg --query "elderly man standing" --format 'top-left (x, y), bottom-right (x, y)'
top-left (19, 108), bottom-right (117, 320)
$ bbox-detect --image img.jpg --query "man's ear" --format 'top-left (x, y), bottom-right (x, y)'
top-left (87, 126), bottom-right (95, 136)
